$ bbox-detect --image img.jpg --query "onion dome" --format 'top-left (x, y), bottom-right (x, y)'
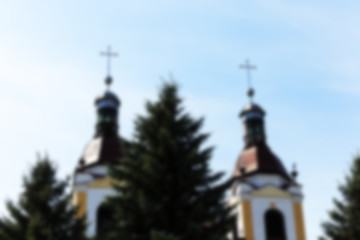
top-left (76, 72), bottom-right (123, 172)
top-left (240, 102), bottom-right (266, 148)
top-left (93, 90), bottom-right (120, 137)
top-left (240, 102), bottom-right (265, 118)
top-left (234, 60), bottom-right (292, 181)
top-left (234, 143), bottom-right (291, 181)
top-left (234, 101), bottom-right (291, 181)
top-left (95, 90), bottom-right (120, 109)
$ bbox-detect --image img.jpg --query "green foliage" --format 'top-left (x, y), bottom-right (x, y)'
top-left (0, 156), bottom-right (88, 240)
top-left (105, 82), bottom-right (234, 240)
top-left (320, 156), bottom-right (360, 240)
top-left (150, 230), bottom-right (180, 240)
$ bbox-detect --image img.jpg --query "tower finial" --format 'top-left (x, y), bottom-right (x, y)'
top-left (291, 163), bottom-right (298, 180)
top-left (239, 59), bottom-right (257, 101)
top-left (100, 45), bottom-right (118, 90)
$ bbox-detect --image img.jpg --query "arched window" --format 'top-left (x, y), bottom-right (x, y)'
top-left (265, 209), bottom-right (286, 240)
top-left (97, 203), bottom-right (112, 240)
top-left (232, 215), bottom-right (239, 240)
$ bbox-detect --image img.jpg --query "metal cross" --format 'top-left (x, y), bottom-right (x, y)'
top-left (100, 46), bottom-right (118, 77)
top-left (239, 59), bottom-right (257, 90)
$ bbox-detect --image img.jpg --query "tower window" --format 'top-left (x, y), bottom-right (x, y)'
top-left (97, 108), bottom-right (117, 124)
top-left (265, 209), bottom-right (286, 240)
top-left (255, 124), bottom-right (261, 133)
top-left (97, 203), bottom-right (112, 240)
top-left (232, 215), bottom-right (239, 240)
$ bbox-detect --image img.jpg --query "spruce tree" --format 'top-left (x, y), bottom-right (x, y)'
top-left (0, 156), bottom-right (88, 240)
top-left (151, 230), bottom-right (180, 240)
top-left (320, 156), bottom-right (360, 239)
top-left (105, 82), bottom-right (234, 240)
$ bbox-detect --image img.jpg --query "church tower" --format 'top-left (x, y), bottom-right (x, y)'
top-left (72, 47), bottom-right (123, 238)
top-left (229, 60), bottom-right (306, 240)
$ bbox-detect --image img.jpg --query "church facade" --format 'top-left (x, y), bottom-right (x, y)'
top-left (72, 69), bottom-right (306, 240)
top-left (72, 75), bottom-right (123, 237)
top-left (228, 87), bottom-right (306, 240)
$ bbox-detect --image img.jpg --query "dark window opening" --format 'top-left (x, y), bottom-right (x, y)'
top-left (98, 108), bottom-right (117, 124)
top-left (246, 120), bottom-right (264, 136)
top-left (97, 203), bottom-right (113, 240)
top-left (265, 209), bottom-right (286, 240)
top-left (232, 215), bottom-right (239, 240)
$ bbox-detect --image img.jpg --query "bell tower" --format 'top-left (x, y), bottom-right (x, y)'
top-left (228, 60), bottom-right (306, 240)
top-left (72, 46), bottom-right (123, 238)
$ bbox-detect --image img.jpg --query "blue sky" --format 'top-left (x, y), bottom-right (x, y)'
top-left (1, 1), bottom-right (360, 239)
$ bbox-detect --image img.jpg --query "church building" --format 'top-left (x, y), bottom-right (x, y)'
top-left (71, 53), bottom-right (306, 240)
top-left (72, 72), bottom-right (123, 238)
top-left (72, 47), bottom-right (124, 238)
top-left (228, 61), bottom-right (306, 240)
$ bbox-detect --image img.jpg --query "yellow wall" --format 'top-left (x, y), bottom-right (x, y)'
top-left (74, 191), bottom-right (87, 218)
top-left (293, 202), bottom-right (306, 240)
top-left (87, 177), bottom-right (122, 189)
top-left (251, 186), bottom-right (291, 198)
top-left (242, 200), bottom-right (254, 240)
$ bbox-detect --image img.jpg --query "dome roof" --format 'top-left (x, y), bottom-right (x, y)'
top-left (95, 91), bottom-right (120, 108)
top-left (233, 143), bottom-right (291, 181)
top-left (76, 135), bottom-right (123, 172)
top-left (240, 102), bottom-right (266, 118)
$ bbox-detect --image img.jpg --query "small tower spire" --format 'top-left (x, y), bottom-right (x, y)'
top-left (95, 46), bottom-right (121, 137)
top-left (100, 45), bottom-right (118, 90)
top-left (238, 59), bottom-right (266, 147)
top-left (239, 59), bottom-right (257, 102)
top-left (291, 163), bottom-right (298, 180)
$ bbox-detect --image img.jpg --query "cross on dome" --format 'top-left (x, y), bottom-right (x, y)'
top-left (239, 59), bottom-right (257, 100)
top-left (100, 46), bottom-right (118, 88)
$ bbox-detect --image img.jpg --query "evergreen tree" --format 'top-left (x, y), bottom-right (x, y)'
top-left (0, 156), bottom-right (88, 240)
top-left (105, 82), bottom-right (234, 240)
top-left (320, 156), bottom-right (360, 239)
top-left (150, 230), bottom-right (180, 240)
